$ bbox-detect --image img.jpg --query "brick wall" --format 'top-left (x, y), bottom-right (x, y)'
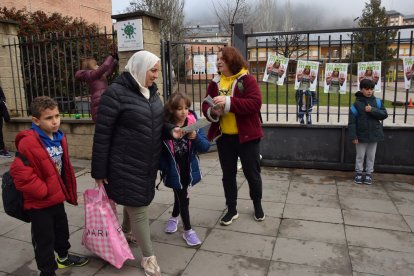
top-left (2, 0), bottom-right (113, 31)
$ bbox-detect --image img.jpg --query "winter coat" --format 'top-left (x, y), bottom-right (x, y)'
top-left (10, 129), bottom-right (77, 210)
top-left (91, 72), bottom-right (166, 207)
top-left (159, 111), bottom-right (210, 189)
top-left (75, 56), bottom-right (118, 122)
top-left (348, 91), bottom-right (388, 143)
top-left (202, 73), bottom-right (263, 144)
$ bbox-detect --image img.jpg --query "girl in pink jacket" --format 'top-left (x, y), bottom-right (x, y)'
top-left (75, 55), bottom-right (118, 121)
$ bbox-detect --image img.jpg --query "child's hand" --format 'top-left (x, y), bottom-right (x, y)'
top-left (352, 139), bottom-right (359, 144)
top-left (172, 127), bottom-right (185, 139)
top-left (365, 104), bottom-right (372, 112)
top-left (187, 131), bottom-right (196, 140)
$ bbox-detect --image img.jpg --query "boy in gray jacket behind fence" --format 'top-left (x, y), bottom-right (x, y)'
top-left (348, 79), bottom-right (388, 185)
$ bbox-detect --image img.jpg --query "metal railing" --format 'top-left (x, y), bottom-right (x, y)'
top-left (4, 27), bottom-right (117, 118)
top-left (244, 25), bottom-right (414, 125)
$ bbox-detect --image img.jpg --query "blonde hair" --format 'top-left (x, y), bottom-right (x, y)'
top-left (80, 58), bottom-right (97, 70)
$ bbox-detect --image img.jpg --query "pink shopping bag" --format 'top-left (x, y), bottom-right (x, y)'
top-left (82, 186), bottom-right (134, 268)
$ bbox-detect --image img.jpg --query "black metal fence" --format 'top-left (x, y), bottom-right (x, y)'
top-left (4, 27), bottom-right (117, 118)
top-left (161, 40), bottom-right (227, 114)
top-left (244, 25), bottom-right (414, 125)
top-left (4, 24), bottom-right (414, 125)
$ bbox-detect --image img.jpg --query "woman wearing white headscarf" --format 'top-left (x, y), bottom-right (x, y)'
top-left (92, 51), bottom-right (180, 276)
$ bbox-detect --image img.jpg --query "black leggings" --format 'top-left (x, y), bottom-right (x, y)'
top-left (171, 187), bottom-right (191, 231)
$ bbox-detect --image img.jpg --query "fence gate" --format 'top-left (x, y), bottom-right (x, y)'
top-left (161, 40), bottom-right (227, 115)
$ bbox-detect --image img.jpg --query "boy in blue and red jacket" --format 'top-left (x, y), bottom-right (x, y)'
top-left (10, 96), bottom-right (88, 276)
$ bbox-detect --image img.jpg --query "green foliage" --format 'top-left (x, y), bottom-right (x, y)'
top-left (0, 7), bottom-right (117, 115)
top-left (351, 0), bottom-right (397, 67)
top-left (0, 7), bottom-right (99, 36)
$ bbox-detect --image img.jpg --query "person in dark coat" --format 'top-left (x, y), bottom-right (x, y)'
top-left (348, 79), bottom-right (388, 185)
top-left (0, 85), bottom-right (11, 157)
top-left (75, 55), bottom-right (118, 122)
top-left (91, 50), bottom-right (182, 276)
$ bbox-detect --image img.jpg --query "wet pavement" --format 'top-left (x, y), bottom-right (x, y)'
top-left (1, 151), bottom-right (414, 276)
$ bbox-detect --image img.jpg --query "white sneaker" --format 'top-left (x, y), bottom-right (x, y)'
top-left (141, 256), bottom-right (161, 276)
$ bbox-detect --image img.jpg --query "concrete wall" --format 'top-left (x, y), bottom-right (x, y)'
top-left (260, 124), bottom-right (414, 175)
top-left (0, 20), bottom-right (27, 116)
top-left (5, 118), bottom-right (95, 159)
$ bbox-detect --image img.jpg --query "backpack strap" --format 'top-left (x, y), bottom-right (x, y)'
top-left (15, 152), bottom-right (29, 166)
top-left (376, 98), bottom-right (382, 108)
top-left (351, 99), bottom-right (382, 118)
top-left (350, 104), bottom-right (359, 118)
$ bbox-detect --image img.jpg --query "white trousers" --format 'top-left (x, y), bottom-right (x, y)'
top-left (355, 142), bottom-right (377, 174)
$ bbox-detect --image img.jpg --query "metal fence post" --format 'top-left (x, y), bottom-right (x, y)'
top-left (232, 23), bottom-right (246, 59)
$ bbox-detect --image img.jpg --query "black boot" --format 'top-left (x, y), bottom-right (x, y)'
top-left (253, 201), bottom-right (265, 221)
top-left (220, 206), bottom-right (239, 226)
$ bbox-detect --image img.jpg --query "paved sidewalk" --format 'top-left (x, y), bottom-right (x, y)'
top-left (1, 151), bottom-right (414, 276)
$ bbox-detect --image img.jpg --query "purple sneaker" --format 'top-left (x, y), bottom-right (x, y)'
top-left (183, 229), bottom-right (201, 246)
top-left (165, 217), bottom-right (178, 233)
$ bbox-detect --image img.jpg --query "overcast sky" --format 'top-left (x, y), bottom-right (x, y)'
top-left (112, 0), bottom-right (414, 24)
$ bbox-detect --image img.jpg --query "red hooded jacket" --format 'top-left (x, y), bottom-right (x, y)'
top-left (10, 130), bottom-right (77, 210)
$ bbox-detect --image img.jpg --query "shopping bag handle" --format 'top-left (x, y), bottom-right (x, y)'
top-left (93, 185), bottom-right (108, 204)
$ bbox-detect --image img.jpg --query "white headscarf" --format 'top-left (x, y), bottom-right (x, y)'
top-left (125, 51), bottom-right (160, 99)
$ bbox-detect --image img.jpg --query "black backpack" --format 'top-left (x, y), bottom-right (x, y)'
top-left (1, 152), bottom-right (31, 222)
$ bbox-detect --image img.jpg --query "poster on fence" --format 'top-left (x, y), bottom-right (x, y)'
top-left (403, 56), bottom-right (414, 89)
top-left (263, 53), bottom-right (289, 86)
top-left (193, 55), bottom-right (205, 73)
top-left (357, 61), bottom-right (381, 92)
top-left (324, 63), bottom-right (348, 94)
top-left (294, 60), bottom-right (319, 91)
top-left (207, 54), bottom-right (218, 74)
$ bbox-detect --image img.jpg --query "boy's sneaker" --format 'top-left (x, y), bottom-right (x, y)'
top-left (165, 217), bottom-right (178, 233)
top-left (183, 229), bottom-right (202, 246)
top-left (0, 149), bottom-right (12, 158)
top-left (354, 174), bottom-right (363, 184)
top-left (141, 255), bottom-right (161, 276)
top-left (220, 210), bottom-right (239, 226)
top-left (56, 254), bottom-right (89, 268)
top-left (364, 174), bottom-right (373, 185)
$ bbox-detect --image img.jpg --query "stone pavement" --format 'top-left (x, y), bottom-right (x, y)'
top-left (1, 151), bottom-right (414, 276)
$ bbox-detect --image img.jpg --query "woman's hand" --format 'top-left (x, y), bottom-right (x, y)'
top-left (352, 139), bottom-right (359, 144)
top-left (213, 95), bottom-right (226, 106)
top-left (95, 178), bottom-right (108, 186)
